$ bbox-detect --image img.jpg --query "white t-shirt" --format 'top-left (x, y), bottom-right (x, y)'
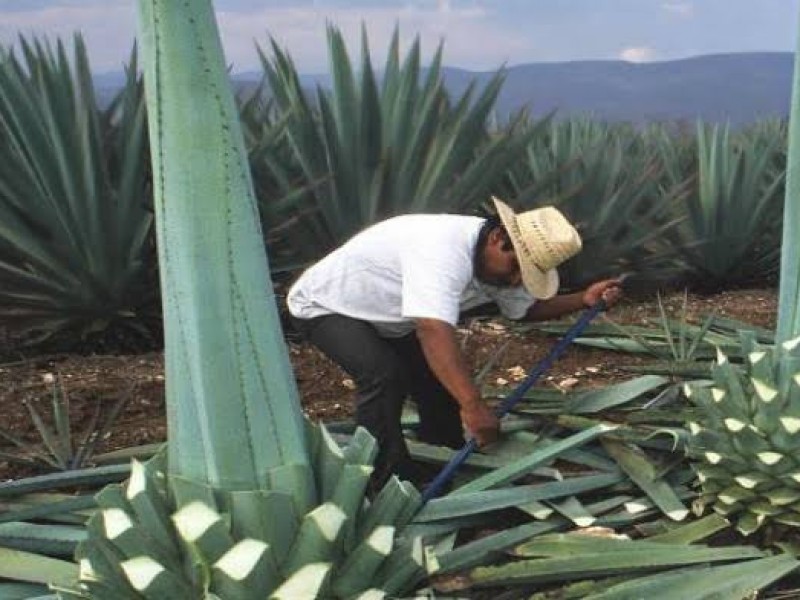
top-left (287, 214), bottom-right (535, 337)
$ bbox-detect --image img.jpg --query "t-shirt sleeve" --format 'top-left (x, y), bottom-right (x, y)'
top-left (399, 242), bottom-right (473, 325)
top-left (489, 286), bottom-right (536, 320)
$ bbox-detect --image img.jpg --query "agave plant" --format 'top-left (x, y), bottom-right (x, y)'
top-left (249, 26), bottom-right (542, 273)
top-left (59, 2), bottom-right (430, 598)
top-left (686, 11), bottom-right (800, 536)
top-left (656, 123), bottom-right (786, 289)
top-left (686, 332), bottom-right (800, 535)
top-left (507, 118), bottom-right (686, 289)
top-left (0, 374), bottom-right (131, 472)
top-left (0, 36), bottom-right (156, 347)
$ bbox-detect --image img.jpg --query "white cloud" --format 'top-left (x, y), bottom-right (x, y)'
top-left (619, 46), bottom-right (657, 63)
top-left (661, 2), bottom-right (694, 18)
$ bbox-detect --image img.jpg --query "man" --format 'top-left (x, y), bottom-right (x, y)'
top-left (288, 196), bottom-right (622, 488)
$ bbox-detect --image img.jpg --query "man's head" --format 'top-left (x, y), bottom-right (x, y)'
top-left (475, 197), bottom-right (582, 298)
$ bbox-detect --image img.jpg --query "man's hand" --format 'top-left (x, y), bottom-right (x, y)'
top-left (461, 401), bottom-right (499, 447)
top-left (416, 318), bottom-right (500, 446)
top-left (582, 277), bottom-right (624, 309)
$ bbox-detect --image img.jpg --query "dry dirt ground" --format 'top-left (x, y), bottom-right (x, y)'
top-left (0, 289), bottom-right (778, 481)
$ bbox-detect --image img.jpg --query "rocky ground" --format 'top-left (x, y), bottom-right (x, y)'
top-left (0, 288), bottom-right (777, 481)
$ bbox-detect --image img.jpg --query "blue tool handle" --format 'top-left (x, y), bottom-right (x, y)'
top-left (419, 299), bottom-right (607, 506)
top-left (494, 298), bottom-right (607, 417)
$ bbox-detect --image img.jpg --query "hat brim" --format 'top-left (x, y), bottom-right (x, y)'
top-left (492, 196), bottom-right (560, 299)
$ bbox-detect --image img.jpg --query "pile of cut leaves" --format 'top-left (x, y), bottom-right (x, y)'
top-left (0, 306), bottom-right (798, 598)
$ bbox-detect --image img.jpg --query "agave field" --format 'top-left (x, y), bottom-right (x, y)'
top-left (0, 0), bottom-right (799, 598)
top-left (0, 288), bottom-right (789, 598)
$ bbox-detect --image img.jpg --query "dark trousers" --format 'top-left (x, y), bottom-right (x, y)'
top-left (293, 314), bottom-right (464, 487)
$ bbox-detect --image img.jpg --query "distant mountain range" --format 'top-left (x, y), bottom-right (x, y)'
top-left (95, 52), bottom-right (794, 125)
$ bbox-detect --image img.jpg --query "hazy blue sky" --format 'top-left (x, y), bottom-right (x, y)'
top-left (0, 0), bottom-right (798, 73)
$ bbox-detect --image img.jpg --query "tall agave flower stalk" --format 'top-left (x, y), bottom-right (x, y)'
top-left (687, 9), bottom-right (800, 535)
top-left (67, 1), bottom-right (424, 597)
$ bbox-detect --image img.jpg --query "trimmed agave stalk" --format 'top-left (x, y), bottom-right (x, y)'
top-left (687, 6), bottom-right (800, 536)
top-left (69, 1), bottom-right (425, 597)
top-left (686, 336), bottom-right (800, 534)
top-left (139, 0), bottom-right (308, 493)
top-left (778, 20), bottom-right (800, 345)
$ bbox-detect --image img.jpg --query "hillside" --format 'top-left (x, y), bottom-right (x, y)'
top-left (95, 52), bottom-right (793, 125)
top-left (445, 52), bottom-right (793, 124)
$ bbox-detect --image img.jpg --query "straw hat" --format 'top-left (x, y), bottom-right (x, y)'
top-left (492, 196), bottom-right (582, 299)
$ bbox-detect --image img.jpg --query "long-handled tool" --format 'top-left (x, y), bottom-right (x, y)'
top-left (419, 298), bottom-right (608, 506)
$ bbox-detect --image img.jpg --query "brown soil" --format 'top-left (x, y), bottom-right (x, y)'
top-left (0, 289), bottom-right (778, 481)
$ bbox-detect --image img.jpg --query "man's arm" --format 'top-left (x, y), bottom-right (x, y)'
top-left (525, 291), bottom-right (586, 321)
top-left (524, 278), bottom-right (624, 322)
top-left (414, 318), bottom-right (498, 446)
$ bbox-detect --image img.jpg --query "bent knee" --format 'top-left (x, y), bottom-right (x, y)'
top-left (357, 361), bottom-right (407, 394)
